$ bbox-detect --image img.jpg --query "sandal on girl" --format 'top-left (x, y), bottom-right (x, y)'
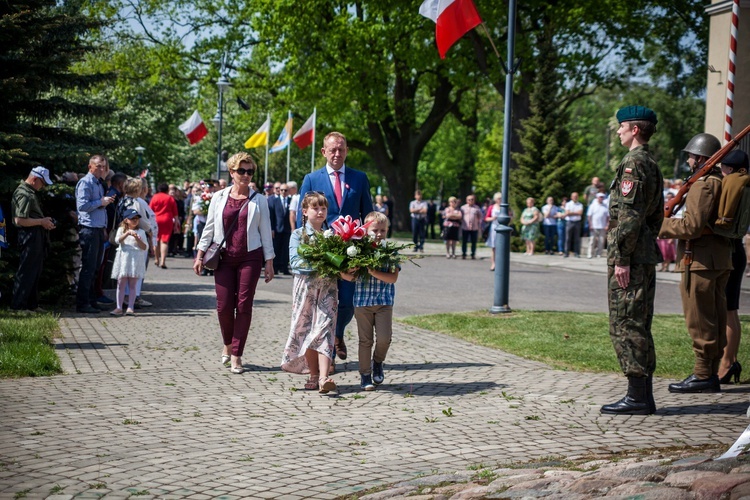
top-left (318, 377), bottom-right (337, 394)
top-left (304, 374), bottom-right (319, 390)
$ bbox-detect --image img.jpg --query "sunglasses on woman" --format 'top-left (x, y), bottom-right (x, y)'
top-left (232, 168), bottom-right (255, 176)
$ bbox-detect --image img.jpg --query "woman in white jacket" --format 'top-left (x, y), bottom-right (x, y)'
top-left (194, 152), bottom-right (275, 373)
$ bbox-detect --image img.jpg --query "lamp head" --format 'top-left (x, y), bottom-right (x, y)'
top-left (217, 75), bottom-right (230, 92)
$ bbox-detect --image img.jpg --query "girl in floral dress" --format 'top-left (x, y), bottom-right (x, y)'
top-left (281, 193), bottom-right (355, 393)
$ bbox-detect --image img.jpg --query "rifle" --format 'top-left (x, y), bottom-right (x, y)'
top-left (665, 123), bottom-right (750, 219)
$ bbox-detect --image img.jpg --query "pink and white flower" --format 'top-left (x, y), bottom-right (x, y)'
top-left (330, 215), bottom-right (372, 241)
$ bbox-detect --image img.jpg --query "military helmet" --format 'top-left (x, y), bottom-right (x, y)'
top-left (683, 133), bottom-right (721, 158)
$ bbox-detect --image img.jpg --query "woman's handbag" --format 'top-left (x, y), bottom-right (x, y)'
top-left (201, 192), bottom-right (257, 270)
top-left (201, 242), bottom-right (223, 270)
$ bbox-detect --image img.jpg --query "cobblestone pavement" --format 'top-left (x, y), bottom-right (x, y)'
top-left (1, 247), bottom-right (749, 499)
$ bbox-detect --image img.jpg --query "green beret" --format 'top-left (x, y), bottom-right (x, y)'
top-left (616, 105), bottom-right (658, 125)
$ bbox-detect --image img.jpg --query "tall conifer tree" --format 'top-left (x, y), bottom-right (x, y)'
top-left (511, 26), bottom-right (577, 215)
top-left (0, 0), bottom-right (112, 304)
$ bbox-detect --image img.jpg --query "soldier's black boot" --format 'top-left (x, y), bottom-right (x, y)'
top-left (600, 376), bottom-right (652, 415)
top-left (646, 374), bottom-right (656, 414)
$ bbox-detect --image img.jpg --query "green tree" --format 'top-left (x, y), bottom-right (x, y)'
top-left (82, 0), bottom-right (710, 229)
top-left (0, 0), bottom-right (113, 305)
top-left (511, 26), bottom-right (577, 215)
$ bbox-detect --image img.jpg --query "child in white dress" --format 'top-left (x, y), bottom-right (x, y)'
top-left (111, 209), bottom-right (148, 315)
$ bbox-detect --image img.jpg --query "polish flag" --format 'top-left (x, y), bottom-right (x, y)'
top-left (419, 0), bottom-right (482, 59)
top-left (178, 110), bottom-right (208, 145)
top-left (293, 109), bottom-right (316, 149)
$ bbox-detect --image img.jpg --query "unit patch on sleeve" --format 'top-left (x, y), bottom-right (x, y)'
top-left (621, 180), bottom-right (634, 197)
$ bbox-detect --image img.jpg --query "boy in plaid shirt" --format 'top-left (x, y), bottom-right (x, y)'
top-left (354, 211), bottom-right (399, 390)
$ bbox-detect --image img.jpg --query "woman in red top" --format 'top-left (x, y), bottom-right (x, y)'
top-left (149, 183), bottom-right (178, 268)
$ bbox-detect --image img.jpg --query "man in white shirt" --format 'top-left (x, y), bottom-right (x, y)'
top-left (564, 192), bottom-right (584, 258)
top-left (409, 190), bottom-right (428, 252)
top-left (297, 132), bottom-right (373, 365)
top-left (287, 181), bottom-right (300, 230)
top-left (587, 193), bottom-right (610, 258)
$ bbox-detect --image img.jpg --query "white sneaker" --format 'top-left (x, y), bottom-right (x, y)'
top-left (135, 297), bottom-right (152, 307)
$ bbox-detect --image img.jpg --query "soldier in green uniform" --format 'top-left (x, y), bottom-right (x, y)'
top-left (601, 106), bottom-right (663, 415)
top-left (659, 133), bottom-right (730, 393)
top-left (11, 166), bottom-right (56, 312)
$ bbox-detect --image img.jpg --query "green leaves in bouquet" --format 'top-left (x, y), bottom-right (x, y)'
top-left (325, 252), bottom-right (345, 269)
top-left (298, 233), bottom-right (419, 280)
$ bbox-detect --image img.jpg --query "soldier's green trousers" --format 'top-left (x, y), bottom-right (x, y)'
top-left (608, 264), bottom-right (656, 377)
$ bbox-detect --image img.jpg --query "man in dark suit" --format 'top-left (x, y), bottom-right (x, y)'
top-left (298, 131), bottom-right (374, 363)
top-left (268, 184), bottom-right (291, 274)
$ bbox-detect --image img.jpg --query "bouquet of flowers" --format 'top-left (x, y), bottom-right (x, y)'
top-left (298, 215), bottom-right (417, 280)
top-left (199, 192), bottom-right (212, 215)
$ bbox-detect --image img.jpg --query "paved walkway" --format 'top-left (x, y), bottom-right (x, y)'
top-left (1, 244), bottom-right (749, 499)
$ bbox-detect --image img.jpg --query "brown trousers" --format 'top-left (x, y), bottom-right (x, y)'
top-left (355, 305), bottom-right (393, 375)
top-left (680, 269), bottom-right (730, 378)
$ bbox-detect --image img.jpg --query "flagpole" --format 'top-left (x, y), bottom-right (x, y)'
top-left (310, 107), bottom-right (317, 173)
top-left (286, 110), bottom-right (291, 182)
top-left (264, 112), bottom-right (270, 185)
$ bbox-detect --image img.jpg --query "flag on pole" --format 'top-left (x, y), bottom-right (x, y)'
top-left (245, 117), bottom-right (270, 149)
top-left (178, 110), bottom-right (208, 145)
top-left (270, 115), bottom-right (293, 153)
top-left (419, 0), bottom-right (482, 59)
top-left (293, 110), bottom-right (316, 149)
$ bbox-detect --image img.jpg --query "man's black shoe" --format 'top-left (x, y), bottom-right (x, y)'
top-left (76, 305), bottom-right (100, 314)
top-left (668, 374), bottom-right (720, 393)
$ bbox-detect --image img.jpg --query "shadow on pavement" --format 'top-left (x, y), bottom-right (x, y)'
top-left (659, 401), bottom-right (750, 415)
top-left (333, 381), bottom-right (503, 397)
top-left (384, 362), bottom-right (495, 371)
top-left (718, 386), bottom-right (750, 394)
top-left (141, 282), bottom-right (216, 292)
top-left (242, 364), bottom-right (283, 372)
top-left (55, 342), bottom-right (128, 350)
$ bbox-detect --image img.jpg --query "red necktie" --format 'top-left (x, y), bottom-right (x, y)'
top-left (333, 171), bottom-right (343, 207)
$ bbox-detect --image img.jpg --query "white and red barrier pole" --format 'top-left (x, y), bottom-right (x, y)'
top-left (725, 0), bottom-right (740, 144)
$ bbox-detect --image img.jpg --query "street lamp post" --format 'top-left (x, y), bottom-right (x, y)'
top-left (135, 146), bottom-right (145, 169)
top-left (214, 75), bottom-right (230, 182)
top-left (490, 0), bottom-right (518, 314)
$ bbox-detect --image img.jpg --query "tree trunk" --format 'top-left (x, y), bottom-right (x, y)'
top-left (365, 137), bottom-right (418, 233)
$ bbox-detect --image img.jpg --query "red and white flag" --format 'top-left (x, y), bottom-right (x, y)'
top-left (293, 109), bottom-right (316, 149)
top-left (419, 0), bottom-right (482, 59)
top-left (178, 110), bottom-right (208, 145)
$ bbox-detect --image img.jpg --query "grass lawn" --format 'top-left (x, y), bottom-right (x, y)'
top-left (0, 310), bottom-right (62, 378)
top-left (399, 311), bottom-right (750, 380)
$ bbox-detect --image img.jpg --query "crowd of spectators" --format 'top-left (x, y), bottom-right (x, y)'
top-left (13, 157), bottom-right (741, 314)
